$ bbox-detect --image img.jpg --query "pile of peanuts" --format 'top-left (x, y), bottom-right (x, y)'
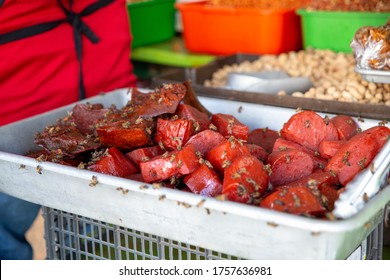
top-left (204, 49), bottom-right (390, 106)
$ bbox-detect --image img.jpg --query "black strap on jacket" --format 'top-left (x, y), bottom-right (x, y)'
top-left (0, 0), bottom-right (114, 100)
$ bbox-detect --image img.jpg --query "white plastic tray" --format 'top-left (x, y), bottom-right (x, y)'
top-left (0, 89), bottom-right (389, 259)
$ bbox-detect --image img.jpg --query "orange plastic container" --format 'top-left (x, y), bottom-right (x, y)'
top-left (176, 1), bottom-right (302, 55)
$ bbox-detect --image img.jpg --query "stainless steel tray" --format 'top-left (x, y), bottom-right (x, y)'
top-left (1, 89), bottom-right (389, 260)
top-left (355, 67), bottom-right (390, 84)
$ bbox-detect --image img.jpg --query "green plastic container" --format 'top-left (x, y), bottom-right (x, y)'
top-left (297, 9), bottom-right (390, 53)
top-left (127, 0), bottom-right (176, 48)
top-left (131, 37), bottom-right (216, 67)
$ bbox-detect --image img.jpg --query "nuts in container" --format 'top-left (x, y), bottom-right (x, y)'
top-left (204, 49), bottom-right (390, 105)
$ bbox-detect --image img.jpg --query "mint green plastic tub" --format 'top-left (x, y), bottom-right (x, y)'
top-left (128, 0), bottom-right (176, 48)
top-left (297, 9), bottom-right (390, 53)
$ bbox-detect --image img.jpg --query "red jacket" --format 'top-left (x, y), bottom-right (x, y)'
top-left (0, 0), bottom-right (137, 126)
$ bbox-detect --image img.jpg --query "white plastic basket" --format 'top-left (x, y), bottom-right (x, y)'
top-left (1, 89), bottom-right (389, 260)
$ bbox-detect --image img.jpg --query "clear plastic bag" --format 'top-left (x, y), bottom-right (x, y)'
top-left (351, 23), bottom-right (390, 71)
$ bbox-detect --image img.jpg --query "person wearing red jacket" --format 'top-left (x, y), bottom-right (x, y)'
top-left (0, 0), bottom-right (137, 259)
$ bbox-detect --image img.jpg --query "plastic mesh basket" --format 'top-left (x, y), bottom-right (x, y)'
top-left (42, 207), bottom-right (242, 260)
top-left (42, 206), bottom-right (383, 260)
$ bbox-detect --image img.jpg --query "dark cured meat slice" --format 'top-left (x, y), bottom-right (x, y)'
top-left (182, 80), bottom-right (212, 117)
top-left (72, 103), bottom-right (113, 135)
top-left (126, 83), bottom-right (186, 118)
top-left (34, 122), bottom-right (101, 157)
top-left (26, 149), bottom-right (82, 167)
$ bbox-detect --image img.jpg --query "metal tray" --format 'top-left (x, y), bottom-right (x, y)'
top-left (355, 67), bottom-right (390, 84)
top-left (0, 89), bottom-right (389, 260)
top-left (152, 54), bottom-right (390, 120)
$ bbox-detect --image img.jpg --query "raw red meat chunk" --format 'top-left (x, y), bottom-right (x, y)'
top-left (318, 140), bottom-right (346, 159)
top-left (89, 147), bottom-right (139, 177)
top-left (211, 113), bottom-right (249, 140)
top-left (97, 119), bottom-right (154, 151)
top-left (246, 144), bottom-right (268, 162)
top-left (183, 164), bottom-right (222, 197)
top-left (140, 144), bottom-right (200, 183)
top-left (325, 126), bottom-right (390, 186)
top-left (272, 137), bottom-right (328, 170)
top-left (278, 171), bottom-right (340, 211)
top-left (267, 149), bottom-right (314, 187)
top-left (154, 117), bottom-right (195, 150)
top-left (260, 185), bottom-right (327, 216)
top-left (185, 129), bottom-right (226, 156)
top-left (176, 103), bottom-right (211, 132)
top-left (280, 110), bottom-right (339, 152)
top-left (206, 137), bottom-right (250, 172)
top-left (223, 155), bottom-right (270, 204)
top-left (330, 115), bottom-right (360, 140)
top-left (247, 127), bottom-right (279, 153)
top-left (125, 145), bottom-right (164, 167)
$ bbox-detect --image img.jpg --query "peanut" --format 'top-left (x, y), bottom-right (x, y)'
top-left (205, 49), bottom-right (389, 106)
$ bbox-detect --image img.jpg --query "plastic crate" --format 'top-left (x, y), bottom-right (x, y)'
top-left (41, 206), bottom-right (383, 260)
top-left (297, 9), bottom-right (390, 53)
top-left (176, 1), bottom-right (302, 55)
top-left (128, 0), bottom-right (176, 48)
top-left (385, 203), bottom-right (390, 246)
top-left (42, 207), bottom-right (242, 260)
